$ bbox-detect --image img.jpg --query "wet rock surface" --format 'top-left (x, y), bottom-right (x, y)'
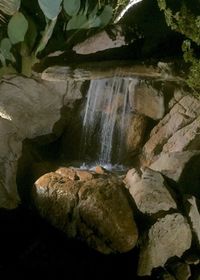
top-left (32, 168), bottom-right (138, 254)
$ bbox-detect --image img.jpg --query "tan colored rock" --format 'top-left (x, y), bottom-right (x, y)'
top-left (94, 165), bottom-right (109, 175)
top-left (0, 76), bottom-right (81, 209)
top-left (126, 114), bottom-right (147, 153)
top-left (76, 170), bottom-right (94, 181)
top-left (73, 27), bottom-right (126, 55)
top-left (77, 177), bottom-right (138, 254)
top-left (32, 172), bottom-right (80, 237)
top-left (150, 151), bottom-right (200, 181)
top-left (63, 80), bottom-right (83, 108)
top-left (124, 168), bottom-right (141, 189)
top-left (32, 172), bottom-right (138, 254)
top-left (0, 118), bottom-right (23, 209)
top-left (56, 167), bottom-right (78, 180)
top-left (138, 213), bottom-right (192, 276)
top-left (129, 168), bottom-right (177, 215)
top-left (130, 81), bottom-right (165, 120)
top-left (163, 116), bottom-right (200, 152)
top-left (150, 151), bottom-right (200, 197)
top-left (142, 94), bottom-right (200, 164)
top-left (185, 196), bottom-right (200, 247)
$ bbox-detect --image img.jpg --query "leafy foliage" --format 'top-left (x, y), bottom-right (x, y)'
top-left (0, 37), bottom-right (15, 66)
top-left (38, 0), bottom-right (62, 20)
top-left (157, 0), bottom-right (200, 92)
top-left (0, 0), bottom-right (114, 76)
top-left (8, 12), bottom-right (28, 44)
top-left (63, 0), bottom-right (81, 16)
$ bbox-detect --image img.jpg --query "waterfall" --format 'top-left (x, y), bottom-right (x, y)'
top-left (80, 77), bottom-right (137, 166)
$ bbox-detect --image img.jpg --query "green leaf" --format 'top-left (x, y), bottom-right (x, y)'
top-left (99, 5), bottom-right (113, 27)
top-left (8, 12), bottom-right (28, 44)
top-left (38, 0), bottom-right (62, 20)
top-left (90, 4), bottom-right (98, 18)
top-left (0, 38), bottom-right (15, 62)
top-left (0, 53), bottom-right (6, 66)
top-left (66, 14), bottom-right (88, 30)
top-left (88, 15), bottom-right (101, 28)
top-left (83, 0), bottom-right (89, 16)
top-left (63, 0), bottom-right (80, 16)
top-left (0, 38), bottom-right (12, 54)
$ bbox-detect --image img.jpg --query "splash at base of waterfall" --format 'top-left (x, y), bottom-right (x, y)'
top-left (80, 162), bottom-right (128, 173)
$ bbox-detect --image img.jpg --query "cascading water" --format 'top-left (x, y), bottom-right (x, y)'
top-left (80, 77), bottom-right (138, 168)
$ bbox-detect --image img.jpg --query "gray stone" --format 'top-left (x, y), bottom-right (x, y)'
top-left (125, 114), bottom-right (147, 153)
top-left (142, 94), bottom-right (200, 165)
top-left (129, 167), bottom-right (177, 215)
top-left (73, 27), bottom-right (126, 55)
top-left (0, 76), bottom-right (72, 209)
top-left (130, 81), bottom-right (165, 120)
top-left (150, 151), bottom-right (200, 198)
top-left (150, 151), bottom-right (200, 182)
top-left (124, 168), bottom-right (141, 189)
top-left (185, 196), bottom-right (200, 247)
top-left (138, 213), bottom-right (192, 276)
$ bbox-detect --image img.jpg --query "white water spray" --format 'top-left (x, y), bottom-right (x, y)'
top-left (80, 77), bottom-right (138, 165)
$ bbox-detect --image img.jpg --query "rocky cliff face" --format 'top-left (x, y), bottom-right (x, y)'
top-left (0, 76), bottom-right (84, 209)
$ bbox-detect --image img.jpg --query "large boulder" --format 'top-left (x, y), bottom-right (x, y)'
top-left (73, 26), bottom-right (126, 55)
top-left (32, 168), bottom-right (138, 254)
top-left (128, 167), bottom-right (177, 215)
top-left (129, 81), bottom-right (165, 120)
top-left (125, 114), bottom-right (147, 155)
top-left (185, 196), bottom-right (200, 247)
top-left (138, 213), bottom-right (192, 276)
top-left (150, 151), bottom-right (200, 197)
top-left (0, 76), bottom-right (74, 209)
top-left (142, 94), bottom-right (200, 165)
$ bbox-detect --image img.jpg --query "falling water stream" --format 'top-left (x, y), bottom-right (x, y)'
top-left (80, 77), bottom-right (138, 170)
